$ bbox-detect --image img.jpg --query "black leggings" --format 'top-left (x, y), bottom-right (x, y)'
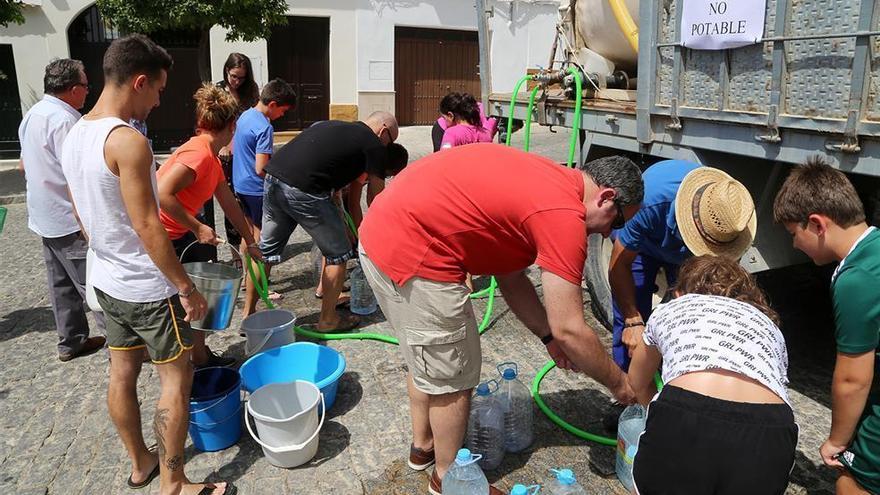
top-left (632, 385), bottom-right (798, 495)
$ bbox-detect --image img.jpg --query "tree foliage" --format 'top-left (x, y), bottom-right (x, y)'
top-left (0, 1), bottom-right (26, 28)
top-left (95, 0), bottom-right (288, 42)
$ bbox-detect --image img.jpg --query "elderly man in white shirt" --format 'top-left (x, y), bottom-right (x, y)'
top-left (19, 58), bottom-right (105, 362)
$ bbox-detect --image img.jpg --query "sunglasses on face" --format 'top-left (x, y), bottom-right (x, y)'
top-left (611, 199), bottom-right (626, 230)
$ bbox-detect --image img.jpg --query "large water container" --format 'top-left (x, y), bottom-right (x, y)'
top-left (546, 468), bottom-right (588, 495)
top-left (442, 448), bottom-right (490, 495)
top-left (497, 362), bottom-right (534, 453)
top-left (616, 404), bottom-right (646, 493)
top-left (466, 380), bottom-right (505, 471)
top-left (511, 484), bottom-right (541, 495)
top-left (349, 262), bottom-right (378, 315)
top-left (574, 0), bottom-right (639, 72)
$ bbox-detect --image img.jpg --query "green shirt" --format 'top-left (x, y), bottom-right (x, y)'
top-left (832, 228), bottom-right (880, 354)
top-left (832, 227), bottom-right (880, 489)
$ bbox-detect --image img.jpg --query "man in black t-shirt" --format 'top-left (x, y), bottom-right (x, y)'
top-left (261, 111), bottom-right (408, 332)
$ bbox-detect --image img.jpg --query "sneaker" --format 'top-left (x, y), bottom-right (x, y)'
top-left (428, 469), bottom-right (504, 495)
top-left (59, 336), bottom-right (106, 362)
top-left (195, 349), bottom-right (236, 369)
top-left (408, 444), bottom-right (435, 471)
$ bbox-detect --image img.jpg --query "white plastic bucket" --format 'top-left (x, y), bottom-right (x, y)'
top-left (85, 248), bottom-right (102, 313)
top-left (245, 381), bottom-right (325, 468)
top-left (242, 309), bottom-right (296, 356)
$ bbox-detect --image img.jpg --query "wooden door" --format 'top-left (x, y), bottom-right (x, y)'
top-left (67, 6), bottom-right (207, 152)
top-left (268, 16), bottom-right (330, 131)
top-left (0, 44), bottom-right (22, 158)
top-left (394, 27), bottom-right (480, 125)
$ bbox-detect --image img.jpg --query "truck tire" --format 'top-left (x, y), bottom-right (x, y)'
top-left (584, 233), bottom-right (614, 331)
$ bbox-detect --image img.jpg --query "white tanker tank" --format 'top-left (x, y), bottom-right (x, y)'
top-left (561, 0), bottom-right (639, 75)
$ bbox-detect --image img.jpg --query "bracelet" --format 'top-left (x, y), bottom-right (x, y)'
top-left (247, 243), bottom-right (259, 249)
top-left (540, 334), bottom-right (554, 345)
top-left (624, 321), bottom-right (645, 329)
top-left (179, 286), bottom-right (196, 298)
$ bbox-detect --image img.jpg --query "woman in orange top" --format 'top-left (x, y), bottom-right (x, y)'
top-left (158, 84), bottom-right (262, 368)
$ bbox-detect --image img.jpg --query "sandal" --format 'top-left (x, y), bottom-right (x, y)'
top-left (126, 461), bottom-right (160, 489)
top-left (317, 314), bottom-right (360, 334)
top-left (196, 483), bottom-right (237, 495)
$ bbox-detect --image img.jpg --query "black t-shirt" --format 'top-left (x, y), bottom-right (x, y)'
top-left (265, 121), bottom-right (388, 193)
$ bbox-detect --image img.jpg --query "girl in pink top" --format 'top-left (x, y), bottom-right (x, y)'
top-left (437, 92), bottom-right (498, 150)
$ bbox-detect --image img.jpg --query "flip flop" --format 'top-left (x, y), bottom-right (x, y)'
top-left (126, 461), bottom-right (160, 489)
top-left (267, 291), bottom-right (283, 301)
top-left (197, 482), bottom-right (237, 495)
top-left (317, 314), bottom-right (360, 334)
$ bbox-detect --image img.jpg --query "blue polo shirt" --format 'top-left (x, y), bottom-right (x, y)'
top-left (615, 160), bottom-right (700, 265)
top-left (232, 107), bottom-right (274, 196)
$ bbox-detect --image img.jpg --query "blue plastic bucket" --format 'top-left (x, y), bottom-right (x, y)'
top-left (239, 342), bottom-right (346, 410)
top-left (189, 367), bottom-right (242, 452)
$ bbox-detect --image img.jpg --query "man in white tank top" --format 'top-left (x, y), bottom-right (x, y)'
top-left (60, 35), bottom-right (231, 495)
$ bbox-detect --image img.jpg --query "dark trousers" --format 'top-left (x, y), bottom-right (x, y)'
top-left (41, 232), bottom-right (105, 354)
top-left (611, 253), bottom-right (679, 371)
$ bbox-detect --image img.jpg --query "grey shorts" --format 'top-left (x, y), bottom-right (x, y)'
top-left (261, 174), bottom-right (355, 265)
top-left (359, 247), bottom-right (481, 395)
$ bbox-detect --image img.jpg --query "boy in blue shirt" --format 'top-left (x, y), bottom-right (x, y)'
top-left (774, 157), bottom-right (880, 495)
top-left (231, 78), bottom-right (296, 316)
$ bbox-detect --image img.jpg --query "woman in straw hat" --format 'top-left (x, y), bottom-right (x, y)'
top-left (607, 160), bottom-right (757, 376)
top-left (627, 255), bottom-right (797, 494)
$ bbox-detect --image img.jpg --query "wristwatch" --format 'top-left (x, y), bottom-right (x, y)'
top-left (624, 321), bottom-right (645, 329)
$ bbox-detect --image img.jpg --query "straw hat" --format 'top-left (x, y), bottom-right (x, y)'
top-left (674, 167), bottom-right (757, 260)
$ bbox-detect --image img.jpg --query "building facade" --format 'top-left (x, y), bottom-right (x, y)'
top-left (0, 0), bottom-right (556, 152)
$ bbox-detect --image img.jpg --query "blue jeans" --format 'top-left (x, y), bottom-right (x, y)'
top-left (261, 174), bottom-right (355, 265)
top-left (611, 253), bottom-right (679, 371)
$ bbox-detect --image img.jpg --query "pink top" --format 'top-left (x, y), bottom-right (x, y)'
top-left (437, 102), bottom-right (498, 149)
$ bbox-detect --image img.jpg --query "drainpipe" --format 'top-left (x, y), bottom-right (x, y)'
top-left (476, 0), bottom-right (493, 110)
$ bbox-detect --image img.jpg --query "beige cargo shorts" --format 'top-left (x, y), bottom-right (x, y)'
top-left (359, 248), bottom-right (481, 395)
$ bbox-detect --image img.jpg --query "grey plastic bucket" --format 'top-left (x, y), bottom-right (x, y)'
top-left (242, 309), bottom-right (296, 356)
top-left (181, 241), bottom-right (243, 331)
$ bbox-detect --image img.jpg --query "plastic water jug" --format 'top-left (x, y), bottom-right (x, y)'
top-left (616, 405), bottom-right (646, 493)
top-left (310, 244), bottom-right (323, 287)
top-left (442, 448), bottom-right (490, 495)
top-left (349, 262), bottom-right (377, 315)
top-left (497, 362), bottom-right (534, 452)
top-left (546, 468), bottom-right (588, 495)
top-left (511, 483), bottom-right (541, 495)
top-left (466, 380), bottom-right (505, 471)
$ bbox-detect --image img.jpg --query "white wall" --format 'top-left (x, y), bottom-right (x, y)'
top-left (355, 0), bottom-right (477, 94)
top-left (0, 0), bottom-right (93, 112)
top-left (487, 0), bottom-right (558, 93)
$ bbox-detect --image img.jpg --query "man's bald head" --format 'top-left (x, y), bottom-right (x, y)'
top-left (364, 111), bottom-right (399, 144)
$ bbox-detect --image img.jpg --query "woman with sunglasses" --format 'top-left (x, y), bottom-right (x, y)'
top-left (216, 53), bottom-right (260, 249)
top-left (628, 255), bottom-right (797, 494)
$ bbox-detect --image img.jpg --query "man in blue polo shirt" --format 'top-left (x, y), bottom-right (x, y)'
top-left (608, 160), bottom-right (757, 373)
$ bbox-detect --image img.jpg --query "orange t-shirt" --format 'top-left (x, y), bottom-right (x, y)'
top-left (158, 135), bottom-right (224, 239)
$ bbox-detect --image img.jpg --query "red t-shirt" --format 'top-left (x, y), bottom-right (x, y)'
top-left (360, 143), bottom-right (587, 286)
top-left (158, 135), bottom-right (224, 239)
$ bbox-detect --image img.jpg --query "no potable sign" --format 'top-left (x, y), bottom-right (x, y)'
top-left (680, 0), bottom-right (767, 50)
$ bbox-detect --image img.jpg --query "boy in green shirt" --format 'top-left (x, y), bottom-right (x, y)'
top-left (774, 156), bottom-right (880, 494)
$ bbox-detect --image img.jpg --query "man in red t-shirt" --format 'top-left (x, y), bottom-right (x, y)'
top-left (358, 143), bottom-right (644, 494)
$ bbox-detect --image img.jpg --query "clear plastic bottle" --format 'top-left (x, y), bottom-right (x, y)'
top-left (545, 468), bottom-right (588, 495)
top-left (497, 362), bottom-right (534, 452)
top-left (310, 244), bottom-right (323, 288)
top-left (616, 405), bottom-right (646, 493)
top-left (466, 380), bottom-right (505, 471)
top-left (442, 448), bottom-right (490, 495)
top-left (510, 483), bottom-right (541, 495)
top-left (349, 261), bottom-right (377, 315)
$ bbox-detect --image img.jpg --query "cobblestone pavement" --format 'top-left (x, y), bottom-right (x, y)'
top-left (0, 126), bottom-right (839, 494)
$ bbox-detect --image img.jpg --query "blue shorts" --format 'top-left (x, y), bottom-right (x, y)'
top-left (237, 193), bottom-right (263, 229)
top-left (260, 174), bottom-right (355, 265)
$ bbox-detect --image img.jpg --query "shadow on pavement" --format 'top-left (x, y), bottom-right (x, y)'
top-left (0, 306), bottom-right (54, 343)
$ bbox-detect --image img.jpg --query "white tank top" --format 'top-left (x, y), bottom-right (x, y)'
top-left (61, 117), bottom-right (176, 303)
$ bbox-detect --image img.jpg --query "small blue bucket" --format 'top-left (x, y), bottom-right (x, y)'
top-left (239, 342), bottom-right (346, 410)
top-left (189, 367), bottom-right (242, 452)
